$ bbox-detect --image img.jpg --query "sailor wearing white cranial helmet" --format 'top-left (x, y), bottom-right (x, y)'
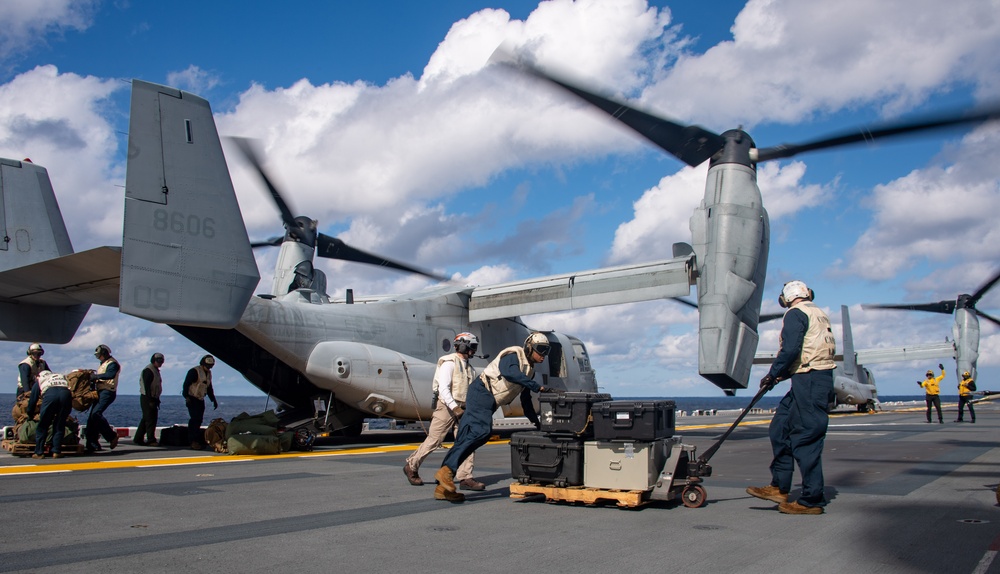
top-left (749, 280), bottom-right (835, 515)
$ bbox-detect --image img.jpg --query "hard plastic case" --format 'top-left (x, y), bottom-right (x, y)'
top-left (509, 431), bottom-right (585, 487)
top-left (538, 391), bottom-right (612, 436)
top-left (592, 400), bottom-right (676, 441)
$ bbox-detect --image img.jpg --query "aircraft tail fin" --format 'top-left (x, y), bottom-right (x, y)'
top-left (121, 80), bottom-right (259, 328)
top-left (0, 158), bottom-right (90, 342)
top-left (841, 305), bottom-right (856, 378)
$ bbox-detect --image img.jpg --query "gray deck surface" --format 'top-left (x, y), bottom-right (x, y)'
top-left (1, 402), bottom-right (998, 573)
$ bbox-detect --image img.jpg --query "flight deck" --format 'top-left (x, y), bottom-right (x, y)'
top-left (1, 404), bottom-right (998, 573)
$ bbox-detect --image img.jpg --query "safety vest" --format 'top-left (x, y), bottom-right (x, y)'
top-left (437, 353), bottom-right (475, 404)
top-left (37, 371), bottom-right (69, 394)
top-left (783, 301), bottom-right (836, 374)
top-left (17, 356), bottom-right (49, 394)
top-left (921, 371), bottom-right (944, 395)
top-left (140, 363), bottom-right (163, 398)
top-left (188, 365), bottom-right (212, 399)
top-left (959, 376), bottom-right (975, 397)
top-left (480, 346), bottom-right (535, 406)
top-left (95, 358), bottom-right (120, 392)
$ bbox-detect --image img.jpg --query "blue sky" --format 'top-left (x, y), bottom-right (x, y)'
top-left (1, 0), bottom-right (999, 399)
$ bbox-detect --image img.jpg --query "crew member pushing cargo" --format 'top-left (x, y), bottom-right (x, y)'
top-left (403, 333), bottom-right (484, 491)
top-left (748, 281), bottom-right (836, 515)
top-left (27, 370), bottom-right (73, 459)
top-left (433, 332), bottom-right (552, 503)
top-left (85, 345), bottom-right (121, 453)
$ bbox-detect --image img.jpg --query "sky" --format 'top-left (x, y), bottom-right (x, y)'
top-left (1, 0), bottom-right (999, 400)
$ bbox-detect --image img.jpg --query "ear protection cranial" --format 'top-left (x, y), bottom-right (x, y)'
top-left (778, 280), bottom-right (815, 308)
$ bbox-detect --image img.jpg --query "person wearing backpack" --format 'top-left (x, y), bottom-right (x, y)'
top-left (956, 371), bottom-right (976, 423)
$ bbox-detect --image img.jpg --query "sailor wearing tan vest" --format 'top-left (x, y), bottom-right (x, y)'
top-left (433, 332), bottom-right (553, 503)
top-left (135, 353), bottom-right (165, 446)
top-left (85, 345), bottom-right (122, 453)
top-left (27, 370), bottom-right (73, 459)
top-left (403, 333), bottom-right (483, 490)
top-left (17, 343), bottom-right (50, 397)
top-left (748, 280), bottom-right (836, 515)
top-left (183, 355), bottom-right (218, 450)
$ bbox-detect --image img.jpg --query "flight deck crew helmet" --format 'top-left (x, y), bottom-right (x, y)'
top-left (94, 344), bottom-right (112, 358)
top-left (524, 332), bottom-right (551, 358)
top-left (964, 371), bottom-right (971, 378)
top-left (151, 352), bottom-right (165, 363)
top-left (926, 370), bottom-right (935, 377)
top-left (201, 355), bottom-right (216, 367)
top-left (778, 280), bottom-right (814, 308)
top-left (454, 332), bottom-right (479, 355)
top-left (27, 343), bottom-right (44, 356)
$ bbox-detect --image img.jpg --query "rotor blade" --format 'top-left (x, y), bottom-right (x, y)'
top-left (316, 233), bottom-right (449, 282)
top-left (229, 137), bottom-right (298, 230)
top-left (861, 301), bottom-right (956, 315)
top-left (498, 58), bottom-right (725, 167)
top-left (970, 268), bottom-right (1000, 306)
top-left (249, 236), bottom-right (284, 249)
top-left (671, 297), bottom-right (698, 310)
top-left (756, 104), bottom-right (1000, 162)
top-left (976, 309), bottom-right (1000, 329)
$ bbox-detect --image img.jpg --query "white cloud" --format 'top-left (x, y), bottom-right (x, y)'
top-left (166, 65), bottom-right (221, 95)
top-left (845, 124), bottom-right (1000, 280)
top-left (0, 0), bottom-right (98, 68)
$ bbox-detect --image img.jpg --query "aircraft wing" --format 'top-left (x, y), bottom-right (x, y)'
top-left (854, 342), bottom-right (956, 364)
top-left (753, 342), bottom-right (956, 366)
top-left (469, 255), bottom-right (694, 321)
top-left (0, 246), bottom-right (121, 307)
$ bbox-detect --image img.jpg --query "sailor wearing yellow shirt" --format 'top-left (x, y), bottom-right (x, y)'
top-left (918, 364), bottom-right (945, 424)
top-left (956, 371), bottom-right (976, 423)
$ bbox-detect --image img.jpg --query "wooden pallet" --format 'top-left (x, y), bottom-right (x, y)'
top-left (509, 481), bottom-right (650, 508)
top-left (1, 439), bottom-right (86, 457)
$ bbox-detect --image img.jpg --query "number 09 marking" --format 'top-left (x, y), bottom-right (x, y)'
top-left (133, 286), bottom-right (169, 310)
top-left (152, 209), bottom-right (216, 238)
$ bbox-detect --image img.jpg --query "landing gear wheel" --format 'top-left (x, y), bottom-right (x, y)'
top-left (681, 484), bottom-right (707, 508)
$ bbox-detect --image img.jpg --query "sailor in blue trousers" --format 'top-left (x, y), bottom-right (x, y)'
top-left (434, 332), bottom-right (553, 503)
top-left (26, 370), bottom-right (73, 459)
top-left (747, 280), bottom-right (836, 515)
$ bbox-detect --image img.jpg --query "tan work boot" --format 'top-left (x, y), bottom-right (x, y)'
top-left (434, 484), bottom-right (466, 503)
top-left (778, 501), bottom-right (824, 515)
top-left (746, 485), bottom-right (788, 504)
top-left (434, 466), bottom-right (456, 492)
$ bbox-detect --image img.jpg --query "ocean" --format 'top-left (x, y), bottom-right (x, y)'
top-left (0, 393), bottom-right (935, 429)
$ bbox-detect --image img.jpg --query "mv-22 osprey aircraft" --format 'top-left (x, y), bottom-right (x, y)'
top-left (0, 68), bottom-right (997, 436)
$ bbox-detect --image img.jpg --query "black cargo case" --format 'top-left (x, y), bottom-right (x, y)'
top-left (538, 391), bottom-right (612, 437)
top-left (509, 431), bottom-right (585, 487)
top-left (593, 400), bottom-right (676, 441)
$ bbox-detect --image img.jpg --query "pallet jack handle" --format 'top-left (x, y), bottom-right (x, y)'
top-left (689, 380), bottom-right (778, 478)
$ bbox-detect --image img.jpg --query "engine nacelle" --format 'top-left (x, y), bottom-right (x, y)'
top-left (691, 132), bottom-right (769, 392)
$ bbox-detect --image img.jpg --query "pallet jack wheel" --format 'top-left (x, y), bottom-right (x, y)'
top-left (681, 484), bottom-right (707, 508)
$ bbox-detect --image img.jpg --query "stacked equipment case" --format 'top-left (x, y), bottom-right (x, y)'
top-left (509, 392), bottom-right (610, 487)
top-left (511, 395), bottom-right (679, 491)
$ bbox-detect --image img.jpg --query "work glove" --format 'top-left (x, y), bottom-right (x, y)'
top-left (450, 406), bottom-right (464, 418)
top-left (917, 381), bottom-right (923, 386)
top-left (212, 399), bottom-right (219, 410)
top-left (938, 364), bottom-right (944, 370)
top-left (759, 374), bottom-right (777, 392)
top-left (152, 397), bottom-right (161, 409)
